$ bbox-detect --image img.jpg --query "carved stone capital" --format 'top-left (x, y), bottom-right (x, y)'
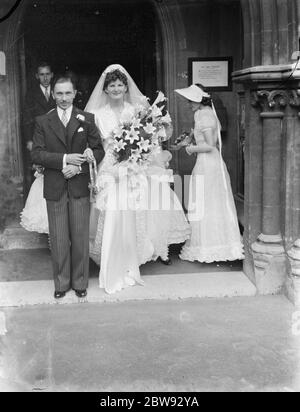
top-left (288, 239), bottom-right (300, 277)
top-left (251, 89), bottom-right (300, 115)
top-left (288, 90), bottom-right (300, 108)
top-left (251, 90), bottom-right (288, 113)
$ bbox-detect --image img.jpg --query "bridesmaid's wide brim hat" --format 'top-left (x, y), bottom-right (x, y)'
top-left (174, 84), bottom-right (210, 103)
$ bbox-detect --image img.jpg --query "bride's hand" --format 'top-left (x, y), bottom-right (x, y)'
top-left (84, 148), bottom-right (95, 164)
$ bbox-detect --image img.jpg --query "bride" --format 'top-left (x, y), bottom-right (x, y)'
top-left (87, 64), bottom-right (190, 294)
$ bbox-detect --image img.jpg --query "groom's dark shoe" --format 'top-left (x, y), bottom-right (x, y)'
top-left (74, 289), bottom-right (87, 298)
top-left (54, 291), bottom-right (66, 299)
top-left (158, 257), bottom-right (172, 266)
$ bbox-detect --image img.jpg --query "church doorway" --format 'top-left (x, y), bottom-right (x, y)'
top-left (23, 0), bottom-right (161, 103)
top-left (20, 0), bottom-right (163, 196)
top-left (0, 0), bottom-right (249, 290)
top-left (20, 0), bottom-right (245, 271)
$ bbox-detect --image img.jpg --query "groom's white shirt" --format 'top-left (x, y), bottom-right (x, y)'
top-left (58, 105), bottom-right (74, 170)
top-left (57, 105), bottom-right (73, 125)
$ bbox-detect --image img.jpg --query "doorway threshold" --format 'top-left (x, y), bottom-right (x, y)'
top-left (0, 272), bottom-right (256, 308)
top-left (0, 248), bottom-right (255, 307)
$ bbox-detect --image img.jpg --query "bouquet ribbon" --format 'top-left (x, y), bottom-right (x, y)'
top-left (89, 160), bottom-right (98, 203)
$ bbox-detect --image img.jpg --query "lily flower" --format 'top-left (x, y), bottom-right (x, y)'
top-left (114, 139), bottom-right (127, 152)
top-left (137, 137), bottom-right (151, 152)
top-left (124, 127), bottom-right (140, 144)
top-left (143, 122), bottom-right (156, 135)
top-left (152, 91), bottom-right (167, 107)
top-left (113, 125), bottom-right (125, 139)
top-left (151, 105), bottom-right (163, 119)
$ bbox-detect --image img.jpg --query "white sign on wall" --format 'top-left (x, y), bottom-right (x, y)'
top-left (188, 57), bottom-right (233, 91)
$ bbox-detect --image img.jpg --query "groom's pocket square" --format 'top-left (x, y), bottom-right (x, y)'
top-left (78, 127), bottom-right (84, 133)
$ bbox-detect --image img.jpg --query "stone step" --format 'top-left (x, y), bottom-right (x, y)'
top-left (0, 271), bottom-right (257, 307)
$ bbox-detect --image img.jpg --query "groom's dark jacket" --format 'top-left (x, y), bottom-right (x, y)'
top-left (31, 106), bottom-right (104, 201)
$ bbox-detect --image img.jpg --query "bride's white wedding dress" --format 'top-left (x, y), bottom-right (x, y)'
top-left (89, 102), bottom-right (190, 293)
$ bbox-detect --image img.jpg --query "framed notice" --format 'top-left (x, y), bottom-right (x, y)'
top-left (188, 57), bottom-right (233, 91)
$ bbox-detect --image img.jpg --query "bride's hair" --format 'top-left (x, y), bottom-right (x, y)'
top-left (103, 69), bottom-right (128, 90)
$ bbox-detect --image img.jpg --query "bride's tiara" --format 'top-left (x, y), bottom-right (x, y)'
top-left (103, 64), bottom-right (127, 76)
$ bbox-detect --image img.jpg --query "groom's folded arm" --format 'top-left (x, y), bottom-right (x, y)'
top-left (31, 118), bottom-right (65, 170)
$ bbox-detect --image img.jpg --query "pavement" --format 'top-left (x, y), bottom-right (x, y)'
top-left (1, 247), bottom-right (298, 393)
top-left (0, 295), bottom-right (299, 392)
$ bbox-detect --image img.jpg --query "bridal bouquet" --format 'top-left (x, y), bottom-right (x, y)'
top-left (111, 91), bottom-right (172, 171)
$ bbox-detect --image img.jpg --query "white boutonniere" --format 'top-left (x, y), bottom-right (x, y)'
top-left (76, 114), bottom-right (86, 123)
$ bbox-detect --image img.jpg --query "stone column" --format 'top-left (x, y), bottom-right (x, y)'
top-left (250, 90), bottom-right (288, 294)
top-left (286, 92), bottom-right (300, 306)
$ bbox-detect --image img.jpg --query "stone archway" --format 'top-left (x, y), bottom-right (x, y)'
top-left (1, 0), bottom-right (185, 200)
top-left (0, 0), bottom-right (185, 247)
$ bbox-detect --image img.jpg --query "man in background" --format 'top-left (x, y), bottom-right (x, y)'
top-left (23, 62), bottom-right (56, 194)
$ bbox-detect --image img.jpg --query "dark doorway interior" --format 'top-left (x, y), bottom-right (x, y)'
top-left (24, 0), bottom-right (159, 103)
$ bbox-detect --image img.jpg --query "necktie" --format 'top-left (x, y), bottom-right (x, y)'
top-left (45, 87), bottom-right (50, 102)
top-left (61, 110), bottom-right (68, 127)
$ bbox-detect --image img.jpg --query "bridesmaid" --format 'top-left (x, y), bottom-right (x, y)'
top-left (174, 84), bottom-right (244, 263)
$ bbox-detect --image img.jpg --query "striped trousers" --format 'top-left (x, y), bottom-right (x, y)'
top-left (47, 192), bottom-right (90, 292)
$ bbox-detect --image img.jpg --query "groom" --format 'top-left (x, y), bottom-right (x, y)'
top-left (32, 75), bottom-right (105, 299)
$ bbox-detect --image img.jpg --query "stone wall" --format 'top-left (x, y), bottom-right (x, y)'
top-left (233, 0), bottom-right (300, 302)
top-left (241, 0), bottom-right (299, 67)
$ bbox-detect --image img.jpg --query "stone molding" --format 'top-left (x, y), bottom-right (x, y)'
top-left (288, 239), bottom-right (300, 277)
top-left (289, 89), bottom-right (300, 108)
top-left (232, 64), bottom-right (300, 84)
top-left (251, 234), bottom-right (287, 295)
top-left (251, 89), bottom-right (300, 114)
top-left (251, 90), bottom-right (288, 110)
top-left (286, 239), bottom-right (300, 306)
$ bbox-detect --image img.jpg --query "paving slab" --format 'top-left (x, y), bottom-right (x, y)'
top-left (0, 296), bottom-right (299, 392)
